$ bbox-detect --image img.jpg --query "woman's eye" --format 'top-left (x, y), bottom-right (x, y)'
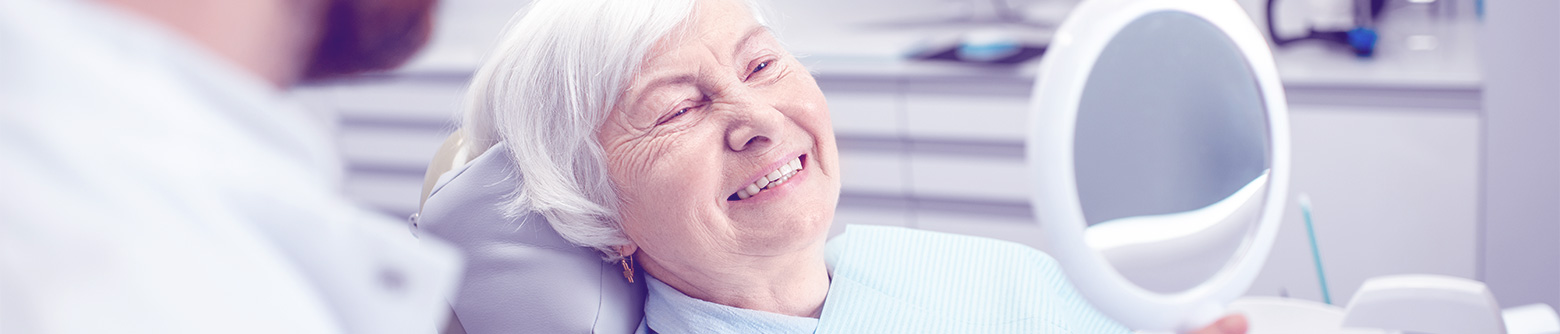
top-left (746, 60), bottom-right (771, 80)
top-left (658, 107), bottom-right (690, 125)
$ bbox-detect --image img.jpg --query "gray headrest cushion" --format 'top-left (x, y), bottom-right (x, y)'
top-left (417, 142), bottom-right (645, 334)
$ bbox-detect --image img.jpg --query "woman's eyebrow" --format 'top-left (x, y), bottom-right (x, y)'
top-left (630, 25), bottom-right (770, 111)
top-left (731, 25), bottom-right (771, 59)
top-left (632, 74), bottom-right (697, 112)
top-left (643, 74), bottom-right (696, 94)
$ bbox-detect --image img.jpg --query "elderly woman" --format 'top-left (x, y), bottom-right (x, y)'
top-left (454, 0), bottom-right (1248, 333)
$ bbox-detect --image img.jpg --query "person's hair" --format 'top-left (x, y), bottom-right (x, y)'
top-left (460, 0), bottom-right (770, 260)
top-left (304, 0), bottom-right (438, 80)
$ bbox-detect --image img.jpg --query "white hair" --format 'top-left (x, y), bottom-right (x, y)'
top-left (460, 0), bottom-right (769, 260)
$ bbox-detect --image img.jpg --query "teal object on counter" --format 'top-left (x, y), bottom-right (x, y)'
top-left (1346, 28), bottom-right (1378, 58)
top-left (1300, 194), bottom-right (1333, 305)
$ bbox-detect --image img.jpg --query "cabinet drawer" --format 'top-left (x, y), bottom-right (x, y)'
top-left (821, 78), bottom-right (901, 137)
top-left (907, 152), bottom-right (1030, 203)
top-left (903, 80), bottom-right (1032, 142)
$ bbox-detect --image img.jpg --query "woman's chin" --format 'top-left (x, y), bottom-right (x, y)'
top-left (726, 216), bottom-right (832, 255)
top-left (724, 169), bottom-right (836, 249)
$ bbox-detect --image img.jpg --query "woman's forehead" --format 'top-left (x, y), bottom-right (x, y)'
top-left (616, 0), bottom-right (775, 115)
top-left (642, 0), bottom-right (764, 63)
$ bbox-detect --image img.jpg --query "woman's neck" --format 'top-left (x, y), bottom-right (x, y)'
top-left (639, 244), bottom-right (831, 318)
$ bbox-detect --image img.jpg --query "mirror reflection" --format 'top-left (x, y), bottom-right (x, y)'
top-left (1072, 11), bottom-right (1271, 294)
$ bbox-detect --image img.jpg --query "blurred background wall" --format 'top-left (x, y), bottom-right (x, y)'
top-left (1480, 0), bottom-right (1560, 313)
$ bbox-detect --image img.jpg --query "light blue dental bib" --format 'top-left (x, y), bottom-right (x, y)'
top-left (640, 225), bottom-right (1133, 333)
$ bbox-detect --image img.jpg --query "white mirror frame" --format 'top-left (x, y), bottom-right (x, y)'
top-left (1026, 0), bottom-right (1292, 331)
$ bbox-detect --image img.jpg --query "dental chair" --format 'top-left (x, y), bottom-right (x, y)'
top-left (414, 132), bottom-right (644, 334)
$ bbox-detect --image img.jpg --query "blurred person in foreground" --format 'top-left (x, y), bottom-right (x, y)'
top-left (0, 0), bottom-right (461, 332)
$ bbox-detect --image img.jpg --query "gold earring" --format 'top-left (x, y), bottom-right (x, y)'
top-left (620, 254), bottom-right (635, 283)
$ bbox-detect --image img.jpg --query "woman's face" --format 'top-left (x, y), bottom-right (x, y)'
top-left (596, 0), bottom-right (840, 278)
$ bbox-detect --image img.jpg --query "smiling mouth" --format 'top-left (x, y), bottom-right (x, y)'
top-left (728, 155), bottom-right (805, 201)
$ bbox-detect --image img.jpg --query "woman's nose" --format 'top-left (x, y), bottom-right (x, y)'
top-left (724, 103), bottom-right (786, 152)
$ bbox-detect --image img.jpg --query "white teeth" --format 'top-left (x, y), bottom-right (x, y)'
top-left (731, 156), bottom-right (805, 200)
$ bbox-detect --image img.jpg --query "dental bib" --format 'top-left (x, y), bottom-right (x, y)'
top-left (816, 225), bottom-right (1132, 333)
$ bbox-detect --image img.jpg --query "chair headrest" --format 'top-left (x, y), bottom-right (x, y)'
top-left (417, 141), bottom-right (645, 334)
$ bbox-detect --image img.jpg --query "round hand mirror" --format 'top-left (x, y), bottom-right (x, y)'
top-left (1026, 0), bottom-right (1291, 331)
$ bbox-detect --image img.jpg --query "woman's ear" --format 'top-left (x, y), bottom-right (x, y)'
top-left (616, 244), bottom-right (639, 258)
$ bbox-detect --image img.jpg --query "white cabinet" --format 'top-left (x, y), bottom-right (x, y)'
top-left (902, 79), bottom-right (1032, 142)
top-left (1250, 101), bottom-right (1481, 304)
